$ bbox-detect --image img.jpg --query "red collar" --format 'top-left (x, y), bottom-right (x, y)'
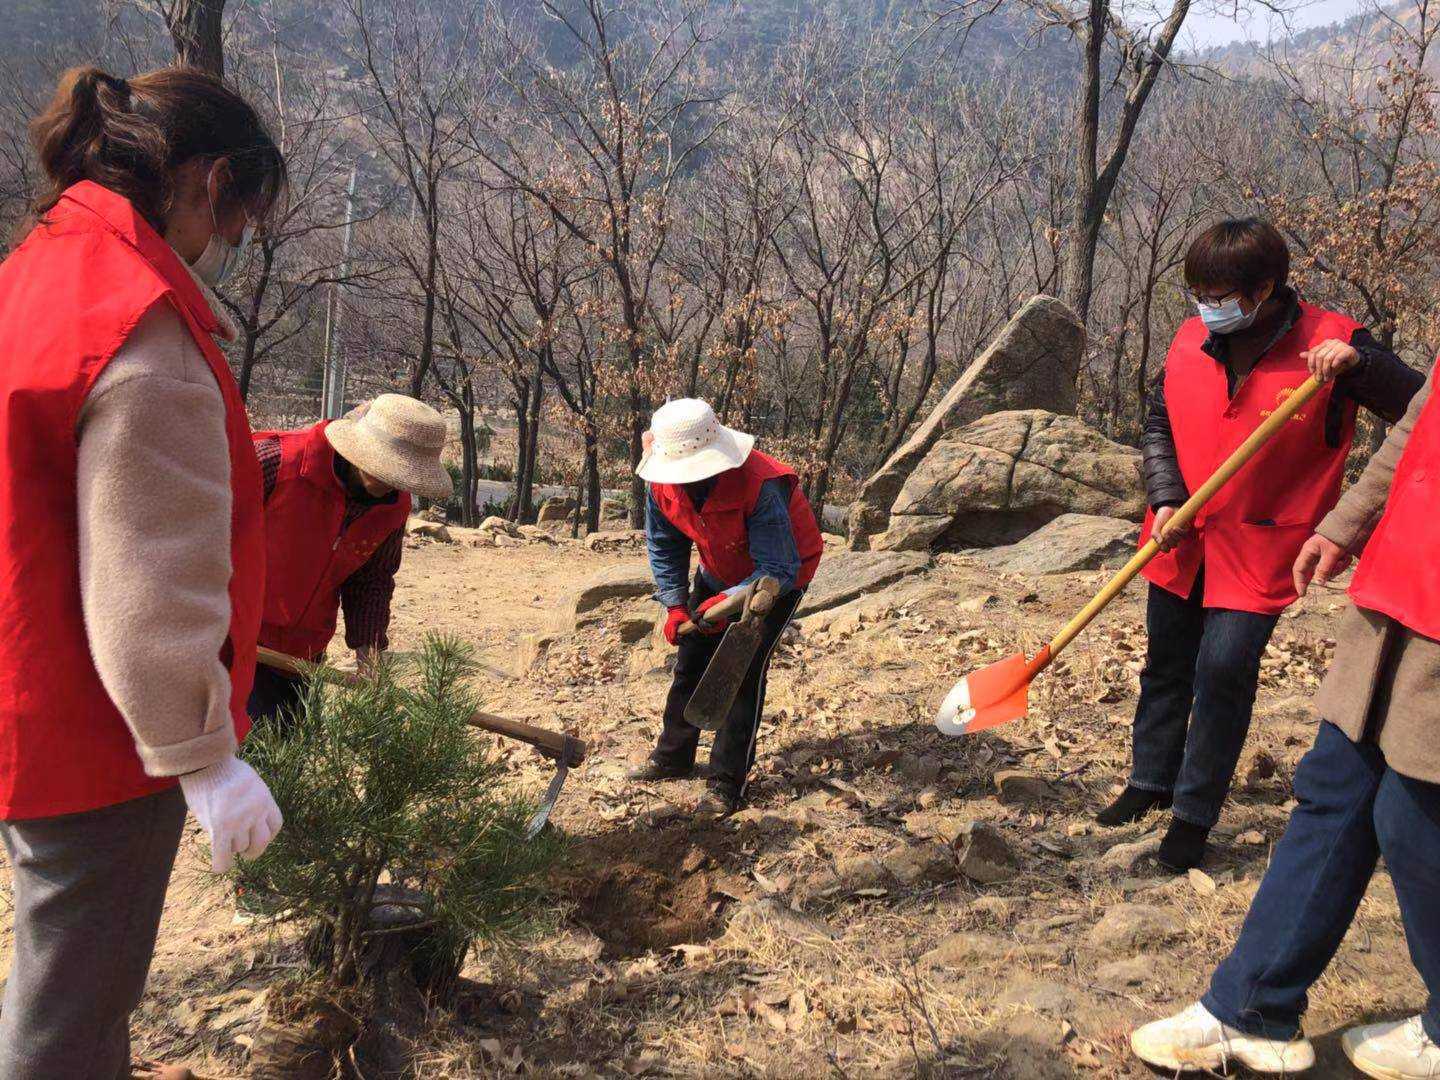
top-left (57, 181), bottom-right (223, 338)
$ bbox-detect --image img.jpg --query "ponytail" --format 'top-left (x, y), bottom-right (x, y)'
top-left (28, 65), bottom-right (286, 234)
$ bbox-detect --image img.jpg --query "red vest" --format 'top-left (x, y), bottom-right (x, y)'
top-left (650, 450), bottom-right (823, 590)
top-left (0, 181), bottom-right (264, 820)
top-left (257, 422), bottom-right (412, 661)
top-left (1141, 303), bottom-right (1362, 614)
top-left (1349, 362), bottom-right (1440, 639)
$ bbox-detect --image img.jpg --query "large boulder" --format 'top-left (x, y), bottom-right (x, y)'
top-left (552, 564), bottom-right (654, 631)
top-left (794, 550), bottom-right (931, 618)
top-left (872, 411), bottom-right (1143, 551)
top-left (848, 296), bottom-right (1084, 550)
top-left (977, 513), bottom-right (1141, 575)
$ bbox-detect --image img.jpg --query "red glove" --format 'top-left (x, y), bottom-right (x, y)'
top-left (663, 606), bottom-right (690, 646)
top-left (695, 593), bottom-right (732, 634)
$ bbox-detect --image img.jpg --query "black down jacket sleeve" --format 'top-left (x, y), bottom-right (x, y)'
top-left (1140, 376), bottom-right (1188, 510)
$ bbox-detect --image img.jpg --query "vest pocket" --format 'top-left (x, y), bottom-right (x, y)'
top-left (1232, 520), bottom-right (1313, 603)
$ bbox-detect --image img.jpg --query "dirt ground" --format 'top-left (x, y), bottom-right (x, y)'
top-left (0, 532), bottom-right (1420, 1078)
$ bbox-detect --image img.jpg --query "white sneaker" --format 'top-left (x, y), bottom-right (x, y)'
top-left (1343, 1016), bottom-right (1440, 1079)
top-left (1131, 1002), bottom-right (1316, 1073)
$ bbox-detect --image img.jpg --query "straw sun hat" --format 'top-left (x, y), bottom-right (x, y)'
top-left (324, 394), bottom-right (453, 501)
top-left (636, 398), bottom-right (755, 485)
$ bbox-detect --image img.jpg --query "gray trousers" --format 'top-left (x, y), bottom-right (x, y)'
top-left (0, 786), bottom-right (186, 1080)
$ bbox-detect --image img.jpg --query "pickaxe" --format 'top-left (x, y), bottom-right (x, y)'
top-left (255, 646), bottom-right (585, 837)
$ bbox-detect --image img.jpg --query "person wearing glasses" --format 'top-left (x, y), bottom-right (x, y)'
top-left (1095, 218), bottom-right (1421, 871)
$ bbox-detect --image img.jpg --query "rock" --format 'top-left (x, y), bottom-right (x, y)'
top-left (1096, 834), bottom-right (1162, 874)
top-left (873, 411), bottom-right (1144, 551)
top-left (479, 515), bottom-right (522, 537)
top-left (1086, 903), bottom-right (1179, 953)
top-left (1095, 956), bottom-right (1154, 989)
top-left (617, 615), bottom-right (656, 644)
top-left (725, 897), bottom-right (835, 946)
top-left (514, 631), bottom-right (559, 675)
top-left (881, 841), bottom-right (956, 887)
top-left (955, 821), bottom-right (1019, 884)
top-left (553, 565), bottom-right (655, 631)
top-left (803, 841), bottom-right (955, 900)
top-left (920, 932), bottom-right (1063, 969)
top-left (600, 497), bottom-right (631, 523)
top-left (584, 529), bottom-right (643, 551)
top-left (901, 811), bottom-right (966, 846)
top-left (793, 550), bottom-right (931, 618)
top-left (848, 296), bottom-right (1085, 550)
top-left (994, 770), bottom-right (1057, 805)
top-left (957, 593), bottom-right (997, 613)
top-left (408, 521), bottom-right (452, 543)
top-left (537, 496), bottom-right (577, 523)
top-left (997, 979), bottom-right (1079, 1017)
top-left (978, 513), bottom-right (1141, 574)
top-left (895, 753), bottom-right (942, 786)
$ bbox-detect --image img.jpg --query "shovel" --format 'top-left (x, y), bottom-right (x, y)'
top-left (936, 374), bottom-right (1325, 737)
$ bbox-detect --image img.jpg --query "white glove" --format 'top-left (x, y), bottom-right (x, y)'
top-left (179, 755), bottom-right (283, 872)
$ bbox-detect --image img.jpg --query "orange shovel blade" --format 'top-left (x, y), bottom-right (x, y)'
top-left (934, 650), bottom-right (1043, 736)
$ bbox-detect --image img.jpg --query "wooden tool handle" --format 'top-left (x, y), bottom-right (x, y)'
top-left (677, 576), bottom-right (779, 636)
top-left (254, 646), bottom-right (586, 765)
top-left (1040, 374), bottom-right (1326, 669)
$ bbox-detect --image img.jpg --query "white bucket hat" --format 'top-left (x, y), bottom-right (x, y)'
top-left (636, 398), bottom-right (755, 485)
top-left (324, 394), bottom-right (453, 501)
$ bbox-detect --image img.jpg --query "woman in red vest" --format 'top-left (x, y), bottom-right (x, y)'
top-left (1098, 219), bottom-right (1421, 871)
top-left (631, 399), bottom-right (824, 814)
top-left (0, 68), bottom-right (287, 1079)
top-left (248, 395), bottom-right (451, 728)
top-left (1131, 365), bottom-right (1440, 1079)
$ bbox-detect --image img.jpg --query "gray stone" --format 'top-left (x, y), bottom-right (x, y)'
top-left (553, 564), bottom-right (655, 632)
top-left (978, 514), bottom-right (1141, 575)
top-left (955, 821), bottom-right (1019, 884)
top-left (896, 753), bottom-right (943, 786)
top-left (793, 551), bottom-right (931, 618)
top-left (479, 515), bottom-right (521, 537)
top-left (1086, 903), bottom-right (1179, 953)
top-left (803, 841), bottom-right (955, 900)
top-left (874, 411), bottom-right (1144, 551)
top-left (600, 497), bottom-right (630, 523)
top-left (617, 615), bottom-right (656, 644)
top-left (848, 296), bottom-right (1085, 550)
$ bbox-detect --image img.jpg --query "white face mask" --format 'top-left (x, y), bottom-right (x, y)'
top-left (1196, 295), bottom-right (1260, 335)
top-left (189, 181), bottom-right (254, 288)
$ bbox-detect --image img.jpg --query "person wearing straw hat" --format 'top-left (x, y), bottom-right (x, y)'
top-left (247, 393), bottom-right (452, 727)
top-left (631, 399), bottom-right (824, 814)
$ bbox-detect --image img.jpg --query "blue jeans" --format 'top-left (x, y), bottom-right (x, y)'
top-left (1130, 576), bottom-right (1280, 828)
top-left (1204, 721), bottom-right (1440, 1041)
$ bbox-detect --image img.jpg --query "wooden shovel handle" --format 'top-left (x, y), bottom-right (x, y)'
top-left (1040, 374), bottom-right (1326, 669)
top-left (676, 576), bottom-right (780, 636)
top-left (254, 646), bottom-right (586, 766)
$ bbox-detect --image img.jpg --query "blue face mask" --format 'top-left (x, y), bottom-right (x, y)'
top-left (1196, 294), bottom-right (1260, 335)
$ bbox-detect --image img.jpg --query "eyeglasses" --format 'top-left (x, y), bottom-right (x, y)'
top-left (1183, 286), bottom-right (1244, 308)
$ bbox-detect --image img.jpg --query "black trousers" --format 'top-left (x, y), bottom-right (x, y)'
top-left (653, 576), bottom-right (802, 796)
top-left (247, 662), bottom-right (305, 734)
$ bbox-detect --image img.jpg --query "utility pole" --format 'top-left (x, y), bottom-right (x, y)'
top-left (321, 164), bottom-right (359, 419)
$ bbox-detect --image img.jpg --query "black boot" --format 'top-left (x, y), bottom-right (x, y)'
top-left (627, 759), bottom-right (695, 783)
top-left (1096, 785), bottom-right (1172, 827)
top-left (1157, 817), bottom-right (1210, 872)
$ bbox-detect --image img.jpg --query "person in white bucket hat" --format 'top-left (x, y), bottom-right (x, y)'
top-left (633, 399), bottom-right (825, 814)
top-left (246, 394), bottom-right (453, 729)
